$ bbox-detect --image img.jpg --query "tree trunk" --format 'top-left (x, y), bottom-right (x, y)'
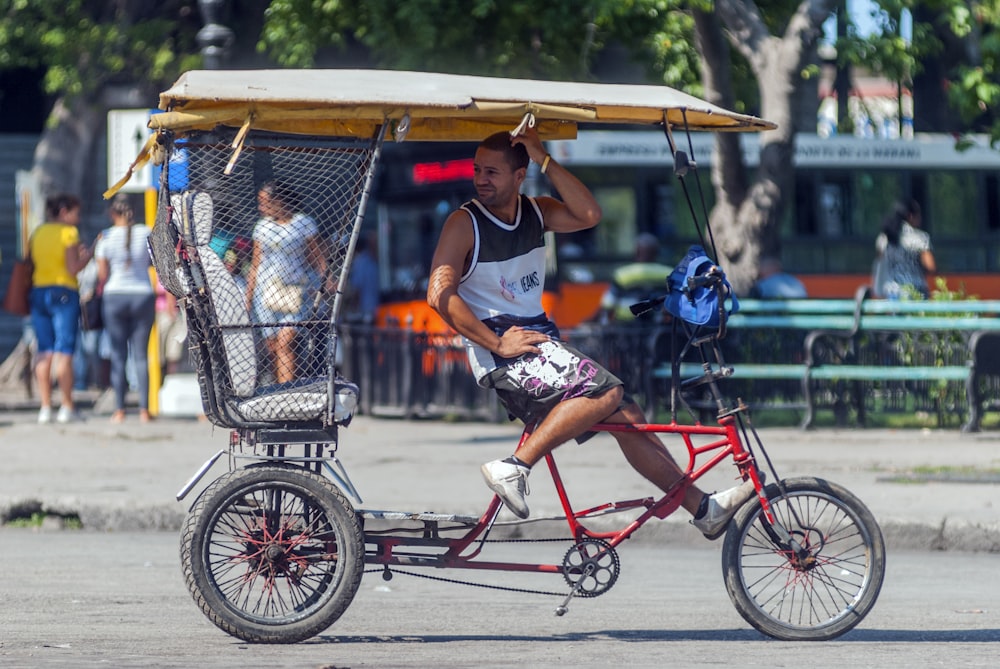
top-left (0, 338), bottom-right (34, 398)
top-left (702, 0), bottom-right (838, 294)
top-left (693, 10), bottom-right (752, 289)
top-left (31, 96), bottom-right (103, 198)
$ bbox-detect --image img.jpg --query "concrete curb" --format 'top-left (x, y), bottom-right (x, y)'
top-left (4, 494), bottom-right (999, 554)
top-left (2, 414), bottom-right (998, 553)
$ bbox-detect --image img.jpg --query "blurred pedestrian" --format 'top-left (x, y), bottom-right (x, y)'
top-left (73, 252), bottom-right (107, 391)
top-left (29, 193), bottom-right (92, 423)
top-left (872, 200), bottom-right (936, 299)
top-left (750, 256), bottom-right (807, 299)
top-left (346, 233), bottom-right (380, 323)
top-left (95, 194), bottom-right (155, 423)
top-left (222, 235), bottom-right (253, 292)
top-left (598, 232), bottom-right (673, 323)
top-left (245, 182), bottom-right (328, 383)
top-left (155, 282), bottom-right (187, 378)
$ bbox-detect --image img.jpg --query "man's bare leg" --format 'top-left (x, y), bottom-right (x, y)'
top-left (603, 402), bottom-right (705, 515)
top-left (481, 386), bottom-right (624, 519)
top-left (483, 389), bottom-right (757, 535)
top-left (605, 401), bottom-right (760, 539)
top-left (514, 386), bottom-right (624, 465)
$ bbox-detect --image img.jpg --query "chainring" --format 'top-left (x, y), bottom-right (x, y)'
top-left (561, 538), bottom-right (620, 598)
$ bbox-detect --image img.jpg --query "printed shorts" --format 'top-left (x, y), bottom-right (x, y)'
top-left (483, 339), bottom-right (627, 426)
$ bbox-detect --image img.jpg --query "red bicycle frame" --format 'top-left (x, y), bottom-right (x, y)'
top-left (362, 413), bottom-right (770, 576)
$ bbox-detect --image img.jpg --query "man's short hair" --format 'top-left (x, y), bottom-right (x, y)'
top-left (480, 132), bottom-right (529, 171)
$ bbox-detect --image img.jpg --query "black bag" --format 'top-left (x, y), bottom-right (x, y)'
top-left (80, 290), bottom-right (104, 331)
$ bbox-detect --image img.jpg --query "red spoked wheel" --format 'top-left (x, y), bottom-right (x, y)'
top-left (180, 464), bottom-right (364, 643)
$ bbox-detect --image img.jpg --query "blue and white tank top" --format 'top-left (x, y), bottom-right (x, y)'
top-left (457, 195), bottom-right (548, 380)
top-left (458, 195), bottom-right (546, 319)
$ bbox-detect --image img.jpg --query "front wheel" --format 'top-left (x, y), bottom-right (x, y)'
top-left (180, 464), bottom-right (364, 643)
top-left (721, 476), bottom-right (885, 641)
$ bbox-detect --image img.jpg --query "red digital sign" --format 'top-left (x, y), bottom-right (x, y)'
top-left (412, 158), bottom-right (474, 184)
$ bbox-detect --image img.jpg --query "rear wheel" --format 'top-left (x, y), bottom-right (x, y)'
top-left (721, 476), bottom-right (885, 641)
top-left (180, 464), bottom-right (364, 643)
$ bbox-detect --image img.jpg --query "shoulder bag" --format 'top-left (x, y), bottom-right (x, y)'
top-left (80, 284), bottom-right (104, 331)
top-left (2, 257), bottom-right (34, 317)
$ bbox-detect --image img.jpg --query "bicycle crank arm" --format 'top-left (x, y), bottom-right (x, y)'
top-left (554, 563), bottom-right (595, 616)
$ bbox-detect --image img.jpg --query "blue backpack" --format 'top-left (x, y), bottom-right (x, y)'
top-left (663, 245), bottom-right (739, 327)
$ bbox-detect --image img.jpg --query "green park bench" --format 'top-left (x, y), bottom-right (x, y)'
top-left (648, 290), bottom-right (1000, 431)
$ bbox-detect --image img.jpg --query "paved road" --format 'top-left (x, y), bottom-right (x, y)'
top-left (2, 413), bottom-right (999, 666)
top-left (0, 531), bottom-right (997, 668)
top-left (1, 412), bottom-right (998, 550)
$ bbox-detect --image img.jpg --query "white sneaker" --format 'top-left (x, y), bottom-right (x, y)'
top-left (56, 406), bottom-right (84, 424)
top-left (481, 459), bottom-right (531, 519)
top-left (691, 474), bottom-right (763, 540)
top-left (37, 406), bottom-right (53, 424)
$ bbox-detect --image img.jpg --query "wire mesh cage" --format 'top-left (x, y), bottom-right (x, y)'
top-left (149, 128), bottom-right (383, 429)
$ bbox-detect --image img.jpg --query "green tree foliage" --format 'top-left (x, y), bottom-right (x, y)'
top-left (838, 0), bottom-right (999, 146)
top-left (945, 0), bottom-right (1000, 145)
top-left (260, 1), bottom-right (998, 147)
top-left (836, 1), bottom-right (940, 84)
top-left (0, 0), bottom-right (203, 99)
top-left (259, 0), bottom-right (700, 85)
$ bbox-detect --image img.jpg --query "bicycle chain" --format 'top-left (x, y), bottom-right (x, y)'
top-left (481, 537), bottom-right (572, 543)
top-left (364, 567), bottom-right (567, 597)
top-left (363, 536), bottom-right (577, 597)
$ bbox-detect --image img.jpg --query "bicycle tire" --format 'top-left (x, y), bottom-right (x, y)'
top-left (721, 476), bottom-right (885, 641)
top-left (179, 464), bottom-right (364, 643)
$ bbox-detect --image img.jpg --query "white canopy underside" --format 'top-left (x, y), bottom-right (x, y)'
top-left (151, 69), bottom-right (776, 141)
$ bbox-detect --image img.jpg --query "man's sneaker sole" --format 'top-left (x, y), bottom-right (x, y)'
top-left (701, 522), bottom-right (730, 542)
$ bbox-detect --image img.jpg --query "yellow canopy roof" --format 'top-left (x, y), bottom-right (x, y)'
top-left (106, 69), bottom-right (776, 197)
top-left (150, 69), bottom-right (776, 141)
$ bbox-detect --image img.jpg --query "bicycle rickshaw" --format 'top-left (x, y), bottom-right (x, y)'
top-left (111, 69), bottom-right (885, 644)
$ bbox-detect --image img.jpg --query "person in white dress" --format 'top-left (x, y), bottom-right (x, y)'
top-left (873, 200), bottom-right (936, 299)
top-left (245, 182), bottom-right (328, 383)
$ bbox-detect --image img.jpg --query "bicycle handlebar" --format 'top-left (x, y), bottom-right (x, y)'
top-left (629, 295), bottom-right (665, 317)
top-left (627, 267), bottom-right (729, 336)
top-left (685, 267), bottom-right (723, 294)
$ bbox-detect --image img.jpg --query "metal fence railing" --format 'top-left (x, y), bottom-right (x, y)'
top-left (338, 323), bottom-right (662, 422)
top-left (339, 321), bottom-right (997, 429)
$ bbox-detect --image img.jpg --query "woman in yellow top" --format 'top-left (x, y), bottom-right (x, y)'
top-left (29, 193), bottom-right (93, 424)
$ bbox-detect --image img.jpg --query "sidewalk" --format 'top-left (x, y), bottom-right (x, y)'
top-left (0, 408), bottom-right (998, 551)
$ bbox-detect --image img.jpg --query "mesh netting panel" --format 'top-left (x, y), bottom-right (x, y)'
top-left (148, 191), bottom-right (187, 298)
top-left (153, 129), bottom-right (378, 426)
